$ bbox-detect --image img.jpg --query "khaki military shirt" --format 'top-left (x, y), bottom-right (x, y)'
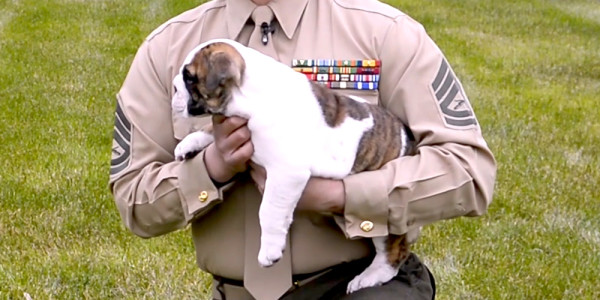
top-left (110, 0), bottom-right (496, 281)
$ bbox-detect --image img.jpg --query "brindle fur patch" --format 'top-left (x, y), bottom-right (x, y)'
top-left (309, 82), bottom-right (413, 173)
top-left (386, 234), bottom-right (410, 268)
top-left (310, 83), bottom-right (416, 270)
top-left (351, 105), bottom-right (411, 173)
top-left (183, 42), bottom-right (246, 115)
top-left (310, 82), bottom-right (370, 127)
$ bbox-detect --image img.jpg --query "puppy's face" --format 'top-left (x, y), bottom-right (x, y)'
top-left (182, 42), bottom-right (245, 116)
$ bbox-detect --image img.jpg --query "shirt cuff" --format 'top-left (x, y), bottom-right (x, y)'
top-left (336, 169), bottom-right (390, 239)
top-left (178, 150), bottom-right (229, 221)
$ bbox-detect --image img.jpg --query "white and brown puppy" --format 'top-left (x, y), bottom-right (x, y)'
top-left (172, 39), bottom-right (417, 293)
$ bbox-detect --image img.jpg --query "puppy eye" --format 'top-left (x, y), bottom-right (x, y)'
top-left (182, 67), bottom-right (197, 85)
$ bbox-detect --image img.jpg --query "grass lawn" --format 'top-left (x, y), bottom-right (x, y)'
top-left (0, 0), bottom-right (598, 299)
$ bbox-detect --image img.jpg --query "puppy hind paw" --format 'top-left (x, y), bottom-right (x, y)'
top-left (346, 267), bottom-right (397, 294)
top-left (257, 245), bottom-right (284, 267)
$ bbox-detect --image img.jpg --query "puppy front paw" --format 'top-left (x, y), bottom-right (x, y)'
top-left (174, 139), bottom-right (201, 161)
top-left (174, 131), bottom-right (213, 161)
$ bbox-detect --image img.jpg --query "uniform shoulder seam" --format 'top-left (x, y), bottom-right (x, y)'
top-left (332, 0), bottom-right (406, 20)
top-left (146, 0), bottom-right (225, 42)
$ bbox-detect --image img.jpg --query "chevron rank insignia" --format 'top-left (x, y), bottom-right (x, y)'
top-left (431, 59), bottom-right (477, 128)
top-left (110, 100), bottom-right (132, 176)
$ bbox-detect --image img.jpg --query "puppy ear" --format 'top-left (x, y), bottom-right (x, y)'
top-left (206, 52), bottom-right (241, 92)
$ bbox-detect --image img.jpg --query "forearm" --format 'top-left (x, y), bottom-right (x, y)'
top-left (111, 149), bottom-right (226, 238)
top-left (297, 177), bottom-right (345, 214)
top-left (338, 142), bottom-right (496, 238)
top-left (111, 162), bottom-right (186, 238)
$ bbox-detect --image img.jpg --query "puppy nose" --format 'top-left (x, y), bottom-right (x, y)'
top-left (187, 98), bottom-right (207, 116)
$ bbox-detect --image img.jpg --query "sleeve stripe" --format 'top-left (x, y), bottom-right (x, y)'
top-left (114, 114), bottom-right (131, 142)
top-left (431, 59), bottom-right (449, 91)
top-left (111, 154), bottom-right (130, 169)
top-left (110, 159), bottom-right (130, 175)
top-left (115, 101), bottom-right (131, 129)
top-left (110, 100), bottom-right (132, 176)
top-left (445, 117), bottom-right (477, 127)
top-left (112, 127), bottom-right (130, 152)
top-left (434, 70), bottom-right (454, 100)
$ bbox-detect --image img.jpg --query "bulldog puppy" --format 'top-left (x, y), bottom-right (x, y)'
top-left (172, 39), bottom-right (418, 293)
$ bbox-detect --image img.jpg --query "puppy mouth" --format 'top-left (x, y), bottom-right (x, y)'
top-left (205, 97), bottom-right (227, 114)
top-left (206, 106), bottom-right (224, 114)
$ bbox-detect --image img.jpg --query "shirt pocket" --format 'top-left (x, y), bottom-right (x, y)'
top-left (334, 89), bottom-right (380, 105)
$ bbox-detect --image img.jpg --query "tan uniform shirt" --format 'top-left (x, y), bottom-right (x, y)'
top-left (110, 0), bottom-right (496, 280)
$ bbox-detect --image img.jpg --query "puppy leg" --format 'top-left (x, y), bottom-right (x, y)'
top-left (174, 130), bottom-right (214, 160)
top-left (257, 167), bottom-right (310, 267)
top-left (347, 234), bottom-right (409, 293)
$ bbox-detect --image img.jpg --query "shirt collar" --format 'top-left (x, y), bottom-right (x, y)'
top-left (226, 0), bottom-right (309, 40)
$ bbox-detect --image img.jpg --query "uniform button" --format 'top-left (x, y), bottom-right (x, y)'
top-left (198, 191), bottom-right (209, 202)
top-left (360, 221), bottom-right (374, 232)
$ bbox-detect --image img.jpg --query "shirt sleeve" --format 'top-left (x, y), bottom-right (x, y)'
top-left (336, 15), bottom-right (497, 238)
top-left (109, 40), bottom-right (230, 238)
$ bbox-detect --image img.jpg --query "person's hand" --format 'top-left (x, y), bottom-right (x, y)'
top-left (204, 115), bottom-right (253, 183)
top-left (249, 162), bottom-right (345, 214)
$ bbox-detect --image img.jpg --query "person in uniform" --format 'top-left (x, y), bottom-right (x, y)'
top-left (110, 0), bottom-right (497, 299)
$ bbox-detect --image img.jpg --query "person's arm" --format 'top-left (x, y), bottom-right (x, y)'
top-left (109, 41), bottom-right (251, 238)
top-left (249, 165), bottom-right (345, 213)
top-left (249, 15), bottom-right (495, 239)
top-left (335, 15), bottom-right (496, 238)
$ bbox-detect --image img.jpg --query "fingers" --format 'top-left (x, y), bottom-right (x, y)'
top-left (222, 126), bottom-right (251, 154)
top-left (211, 115), bottom-right (253, 174)
top-left (249, 167), bottom-right (265, 194)
top-left (212, 114), bottom-right (226, 124)
top-left (213, 116), bottom-right (250, 152)
top-left (224, 137), bottom-right (253, 171)
top-left (212, 115), bottom-right (247, 135)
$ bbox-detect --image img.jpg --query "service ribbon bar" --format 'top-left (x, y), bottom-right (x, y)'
top-left (292, 59), bottom-right (381, 68)
top-left (315, 81), bottom-right (379, 90)
top-left (292, 59), bottom-right (381, 91)
top-left (292, 66), bottom-right (380, 75)
top-left (304, 74), bottom-right (380, 82)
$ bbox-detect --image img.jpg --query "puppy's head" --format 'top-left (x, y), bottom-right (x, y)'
top-left (182, 42), bottom-right (245, 115)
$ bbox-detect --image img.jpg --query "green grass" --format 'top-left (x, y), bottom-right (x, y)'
top-left (0, 0), bottom-right (598, 299)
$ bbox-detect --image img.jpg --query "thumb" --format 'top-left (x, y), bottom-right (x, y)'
top-left (212, 114), bottom-right (226, 124)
